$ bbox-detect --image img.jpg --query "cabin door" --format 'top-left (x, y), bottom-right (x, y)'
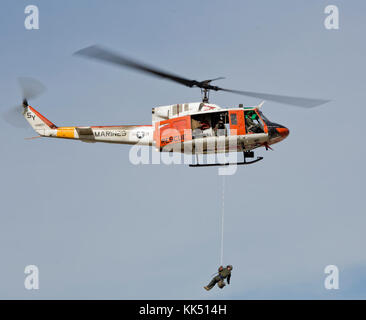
top-left (229, 110), bottom-right (245, 136)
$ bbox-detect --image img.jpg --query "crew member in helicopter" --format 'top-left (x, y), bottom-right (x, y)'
top-left (200, 119), bottom-right (210, 130)
top-left (204, 265), bottom-right (233, 291)
top-left (245, 111), bottom-right (263, 133)
top-left (215, 114), bottom-right (226, 136)
top-left (199, 119), bottom-right (212, 137)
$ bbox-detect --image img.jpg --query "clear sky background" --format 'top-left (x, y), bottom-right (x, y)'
top-left (0, 0), bottom-right (365, 299)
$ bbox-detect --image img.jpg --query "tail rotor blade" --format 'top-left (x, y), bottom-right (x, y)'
top-left (2, 105), bottom-right (27, 128)
top-left (18, 77), bottom-right (46, 100)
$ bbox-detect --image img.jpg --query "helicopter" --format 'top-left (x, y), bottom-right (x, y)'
top-left (3, 45), bottom-right (330, 167)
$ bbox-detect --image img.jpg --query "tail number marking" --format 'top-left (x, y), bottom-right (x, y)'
top-left (26, 112), bottom-right (36, 121)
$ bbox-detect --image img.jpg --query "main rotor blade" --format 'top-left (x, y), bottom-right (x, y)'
top-left (74, 45), bottom-right (330, 108)
top-left (74, 45), bottom-right (200, 88)
top-left (219, 88), bottom-right (330, 108)
top-left (205, 77), bottom-right (225, 83)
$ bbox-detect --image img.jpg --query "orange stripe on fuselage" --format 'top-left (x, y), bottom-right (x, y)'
top-left (57, 127), bottom-right (75, 138)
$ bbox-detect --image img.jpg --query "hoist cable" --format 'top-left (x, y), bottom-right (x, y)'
top-left (220, 175), bottom-right (225, 266)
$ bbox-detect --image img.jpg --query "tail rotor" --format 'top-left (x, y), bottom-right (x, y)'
top-left (2, 77), bottom-right (46, 128)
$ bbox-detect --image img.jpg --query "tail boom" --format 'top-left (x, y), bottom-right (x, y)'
top-left (24, 106), bottom-right (153, 145)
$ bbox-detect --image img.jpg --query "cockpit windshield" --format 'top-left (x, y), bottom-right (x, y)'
top-left (257, 110), bottom-right (270, 125)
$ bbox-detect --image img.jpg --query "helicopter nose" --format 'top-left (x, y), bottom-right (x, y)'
top-left (276, 126), bottom-right (290, 138)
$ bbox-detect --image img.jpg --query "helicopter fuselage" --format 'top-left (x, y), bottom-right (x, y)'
top-left (23, 102), bottom-right (289, 155)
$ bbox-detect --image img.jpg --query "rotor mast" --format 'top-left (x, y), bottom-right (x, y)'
top-left (199, 77), bottom-right (225, 103)
top-left (201, 87), bottom-right (209, 103)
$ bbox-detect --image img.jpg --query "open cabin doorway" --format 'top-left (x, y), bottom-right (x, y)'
top-left (191, 111), bottom-right (229, 138)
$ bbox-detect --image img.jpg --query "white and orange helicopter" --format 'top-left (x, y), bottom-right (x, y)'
top-left (3, 45), bottom-right (330, 167)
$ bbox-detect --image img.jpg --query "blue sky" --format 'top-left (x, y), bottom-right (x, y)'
top-left (0, 0), bottom-right (365, 299)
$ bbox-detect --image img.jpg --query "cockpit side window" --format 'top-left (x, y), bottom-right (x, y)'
top-left (244, 110), bottom-right (264, 134)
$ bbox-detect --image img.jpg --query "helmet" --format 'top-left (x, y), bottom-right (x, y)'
top-left (227, 265), bottom-right (233, 270)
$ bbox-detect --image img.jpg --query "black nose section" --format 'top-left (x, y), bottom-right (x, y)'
top-left (268, 123), bottom-right (290, 138)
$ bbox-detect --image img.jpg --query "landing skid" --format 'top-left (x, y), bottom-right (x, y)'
top-left (189, 151), bottom-right (263, 167)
